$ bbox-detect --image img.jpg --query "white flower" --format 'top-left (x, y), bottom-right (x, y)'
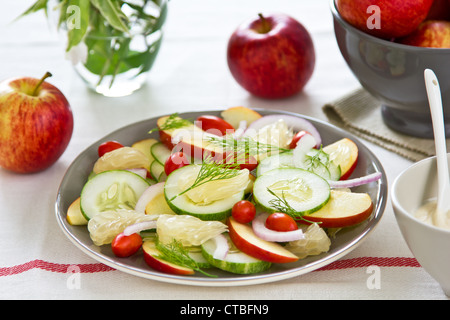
top-left (65, 41), bottom-right (88, 65)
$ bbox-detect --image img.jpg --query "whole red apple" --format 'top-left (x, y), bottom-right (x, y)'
top-left (227, 13), bottom-right (315, 99)
top-left (398, 20), bottom-right (450, 48)
top-left (0, 72), bottom-right (73, 173)
top-left (336, 0), bottom-right (434, 39)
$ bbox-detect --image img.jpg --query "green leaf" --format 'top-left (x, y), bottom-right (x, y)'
top-left (15, 0), bottom-right (49, 21)
top-left (124, 37), bottom-right (162, 75)
top-left (57, 0), bottom-right (70, 29)
top-left (66, 0), bottom-right (90, 51)
top-left (89, 0), bottom-right (129, 33)
top-left (154, 0), bottom-right (168, 31)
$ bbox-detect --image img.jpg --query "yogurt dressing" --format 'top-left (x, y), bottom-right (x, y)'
top-left (414, 199), bottom-right (450, 230)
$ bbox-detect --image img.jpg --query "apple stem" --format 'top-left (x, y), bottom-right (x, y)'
top-left (31, 72), bottom-right (52, 96)
top-left (258, 13), bottom-right (271, 34)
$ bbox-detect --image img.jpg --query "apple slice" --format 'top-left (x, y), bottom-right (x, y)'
top-left (131, 138), bottom-right (158, 163)
top-left (142, 240), bottom-right (195, 275)
top-left (135, 182), bottom-right (176, 215)
top-left (220, 106), bottom-right (262, 129)
top-left (157, 114), bottom-right (214, 152)
top-left (323, 138), bottom-right (358, 180)
top-left (303, 190), bottom-right (373, 228)
top-left (66, 197), bottom-right (88, 226)
top-left (227, 217), bottom-right (299, 263)
top-left (157, 115), bottom-right (257, 170)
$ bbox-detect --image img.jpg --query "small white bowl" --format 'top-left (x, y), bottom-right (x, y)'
top-left (392, 154), bottom-right (450, 297)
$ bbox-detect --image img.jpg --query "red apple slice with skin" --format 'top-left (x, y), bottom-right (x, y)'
top-left (323, 138), bottom-right (358, 180)
top-left (227, 217), bottom-right (299, 263)
top-left (302, 190), bottom-right (374, 228)
top-left (157, 115), bottom-right (258, 171)
top-left (142, 240), bottom-right (195, 275)
top-left (220, 106), bottom-right (262, 129)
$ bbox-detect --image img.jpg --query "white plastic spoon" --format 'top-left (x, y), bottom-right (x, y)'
top-left (424, 68), bottom-right (450, 229)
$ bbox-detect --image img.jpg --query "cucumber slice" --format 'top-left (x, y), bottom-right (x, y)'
top-left (253, 168), bottom-right (330, 215)
top-left (257, 150), bottom-right (341, 181)
top-left (201, 234), bottom-right (271, 274)
top-left (327, 161), bottom-right (341, 181)
top-left (150, 160), bottom-right (166, 181)
top-left (188, 250), bottom-right (211, 269)
top-left (151, 142), bottom-right (172, 165)
top-left (307, 149), bottom-right (341, 181)
top-left (80, 170), bottom-right (150, 220)
top-left (256, 151), bottom-right (294, 177)
top-left (164, 165), bottom-right (245, 221)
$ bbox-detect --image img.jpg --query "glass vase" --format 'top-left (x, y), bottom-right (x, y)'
top-left (72, 0), bottom-right (167, 97)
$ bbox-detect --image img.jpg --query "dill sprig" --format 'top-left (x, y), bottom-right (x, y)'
top-left (206, 135), bottom-right (289, 158)
top-left (155, 238), bottom-right (217, 277)
top-left (171, 156), bottom-right (241, 201)
top-left (304, 146), bottom-right (330, 171)
top-left (149, 113), bottom-right (193, 133)
top-left (267, 188), bottom-right (319, 224)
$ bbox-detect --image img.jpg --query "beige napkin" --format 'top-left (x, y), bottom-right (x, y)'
top-left (322, 88), bottom-right (445, 162)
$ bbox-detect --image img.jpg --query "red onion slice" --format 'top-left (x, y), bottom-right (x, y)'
top-left (134, 182), bottom-right (165, 214)
top-left (212, 234), bottom-right (229, 260)
top-left (252, 213), bottom-right (304, 242)
top-left (243, 115), bottom-right (321, 147)
top-left (327, 172), bottom-right (382, 189)
top-left (123, 221), bottom-right (157, 236)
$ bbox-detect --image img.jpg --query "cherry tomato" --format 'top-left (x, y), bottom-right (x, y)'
top-left (232, 200), bottom-right (256, 223)
top-left (98, 140), bottom-right (124, 157)
top-left (164, 152), bottom-right (190, 175)
top-left (111, 232), bottom-right (143, 258)
top-left (289, 131), bottom-right (309, 149)
top-left (196, 115), bottom-right (235, 136)
top-left (265, 213), bottom-right (298, 232)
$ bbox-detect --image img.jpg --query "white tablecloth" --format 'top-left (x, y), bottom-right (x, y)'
top-left (0, 0), bottom-right (447, 300)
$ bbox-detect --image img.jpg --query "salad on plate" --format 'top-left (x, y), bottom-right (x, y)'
top-left (65, 106), bottom-right (382, 276)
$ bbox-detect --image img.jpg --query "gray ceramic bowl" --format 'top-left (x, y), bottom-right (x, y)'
top-left (330, 0), bottom-right (450, 138)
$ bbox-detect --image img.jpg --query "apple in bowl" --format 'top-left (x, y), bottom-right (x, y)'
top-left (0, 72), bottom-right (73, 173)
top-left (336, 0), bottom-right (434, 39)
top-left (398, 20), bottom-right (450, 48)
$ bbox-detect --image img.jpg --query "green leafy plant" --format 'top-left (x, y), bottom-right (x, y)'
top-left (18, 0), bottom-right (167, 88)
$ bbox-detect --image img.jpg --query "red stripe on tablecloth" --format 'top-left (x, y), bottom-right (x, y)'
top-left (0, 257), bottom-right (420, 277)
top-left (316, 256), bottom-right (421, 271)
top-left (0, 259), bottom-right (115, 276)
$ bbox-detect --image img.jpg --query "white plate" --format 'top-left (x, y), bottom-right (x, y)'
top-left (55, 109), bottom-right (387, 286)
